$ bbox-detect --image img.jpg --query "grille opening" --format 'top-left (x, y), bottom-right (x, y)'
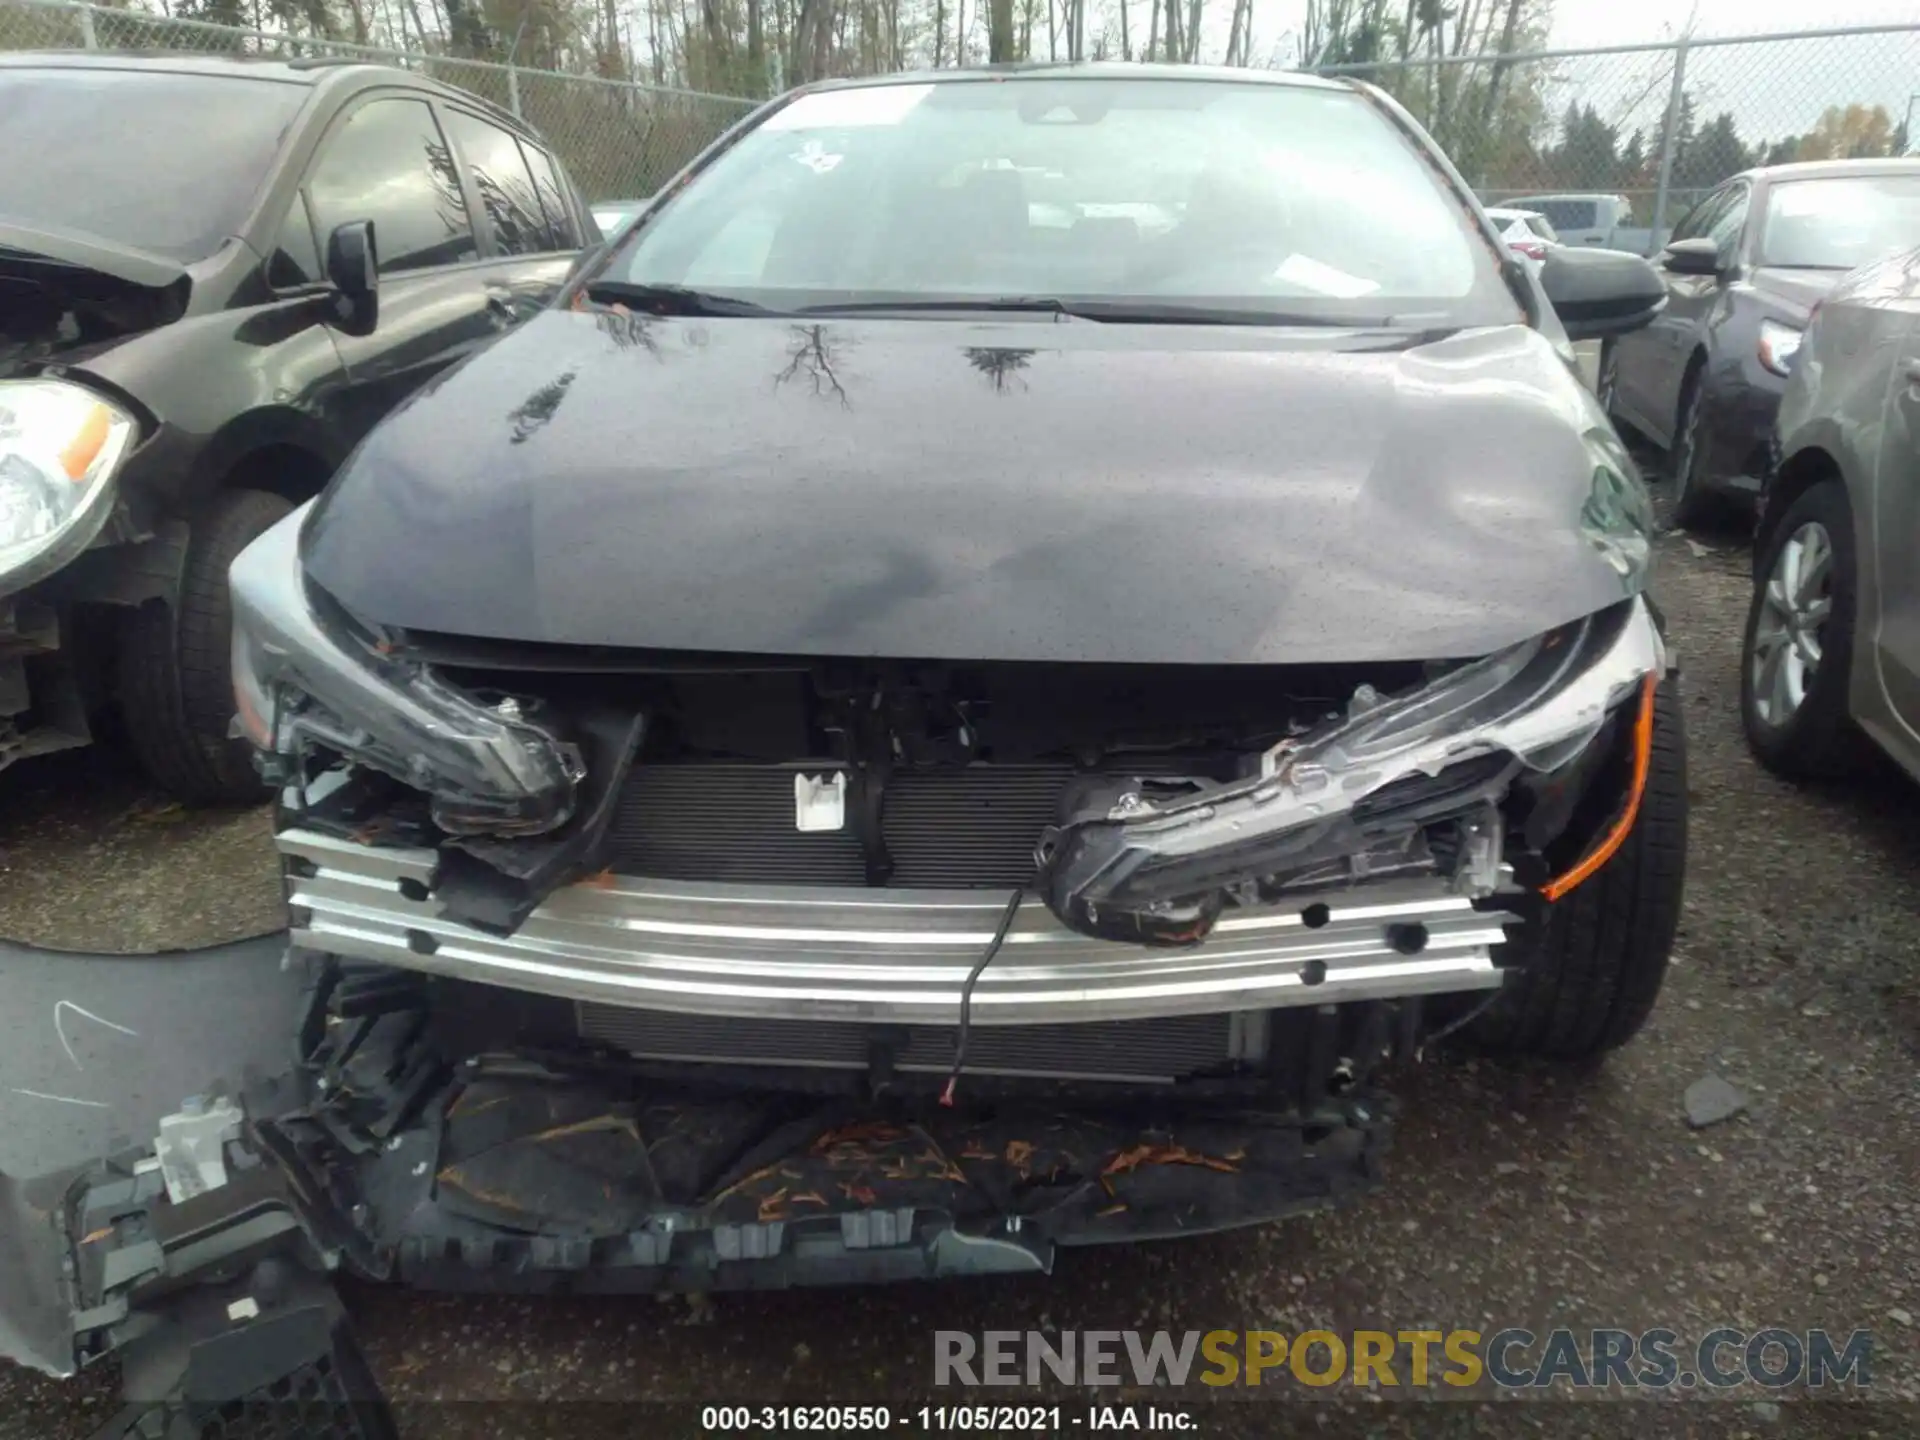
top-left (436, 653), bottom-right (1427, 891)
top-left (578, 1004), bottom-right (1254, 1083)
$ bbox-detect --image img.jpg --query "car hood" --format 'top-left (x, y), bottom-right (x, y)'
top-left (0, 220), bottom-right (190, 374)
top-left (301, 311), bottom-right (1645, 666)
top-left (1749, 266), bottom-right (1844, 315)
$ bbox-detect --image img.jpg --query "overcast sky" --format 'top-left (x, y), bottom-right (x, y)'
top-left (1201, 0), bottom-right (1920, 147)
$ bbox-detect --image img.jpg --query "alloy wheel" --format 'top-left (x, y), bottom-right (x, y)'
top-left (1749, 520), bottom-right (1835, 728)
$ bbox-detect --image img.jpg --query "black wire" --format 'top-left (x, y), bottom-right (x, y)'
top-left (939, 886), bottom-right (1027, 1108)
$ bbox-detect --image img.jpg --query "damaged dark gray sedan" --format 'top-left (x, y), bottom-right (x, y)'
top-left (2, 66), bottom-right (1684, 1421)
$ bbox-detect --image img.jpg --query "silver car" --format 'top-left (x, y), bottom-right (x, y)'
top-left (1741, 245), bottom-right (1920, 780)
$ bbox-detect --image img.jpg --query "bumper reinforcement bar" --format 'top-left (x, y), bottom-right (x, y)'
top-left (282, 827), bottom-right (1517, 1025)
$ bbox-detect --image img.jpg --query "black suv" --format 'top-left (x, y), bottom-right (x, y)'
top-left (0, 52), bottom-right (594, 800)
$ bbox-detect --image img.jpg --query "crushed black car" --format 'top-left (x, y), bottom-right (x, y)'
top-left (0, 65), bottom-right (1683, 1425)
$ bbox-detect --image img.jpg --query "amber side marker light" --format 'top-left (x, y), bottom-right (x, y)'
top-left (1540, 671), bottom-right (1658, 902)
top-left (59, 402), bottom-right (113, 481)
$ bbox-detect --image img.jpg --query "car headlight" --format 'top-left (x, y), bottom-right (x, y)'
top-left (1757, 319), bottom-right (1803, 378)
top-left (0, 380), bottom-right (137, 596)
top-left (1041, 597), bottom-right (1665, 944)
top-left (1580, 425), bottom-right (1654, 584)
top-left (230, 506), bottom-right (584, 836)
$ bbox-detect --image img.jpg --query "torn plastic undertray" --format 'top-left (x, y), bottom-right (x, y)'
top-left (269, 966), bottom-right (1390, 1289)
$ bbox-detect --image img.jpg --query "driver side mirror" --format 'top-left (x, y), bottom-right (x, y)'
top-left (1661, 237), bottom-right (1723, 276)
top-left (325, 220), bottom-right (379, 337)
top-left (1539, 246), bottom-right (1667, 342)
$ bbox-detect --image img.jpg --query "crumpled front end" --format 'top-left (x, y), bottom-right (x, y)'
top-left (0, 555), bottom-right (1673, 1394)
top-left (224, 494), bottom-right (1674, 1085)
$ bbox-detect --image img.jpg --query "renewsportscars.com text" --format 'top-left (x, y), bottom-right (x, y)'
top-left (933, 1328), bottom-right (1873, 1390)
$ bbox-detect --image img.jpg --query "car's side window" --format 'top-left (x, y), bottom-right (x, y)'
top-left (267, 191), bottom-right (323, 288)
top-left (1707, 183), bottom-right (1750, 258)
top-left (1670, 189), bottom-right (1729, 244)
top-left (306, 96), bottom-right (478, 275)
top-left (517, 141), bottom-right (582, 251)
top-left (441, 109), bottom-right (552, 257)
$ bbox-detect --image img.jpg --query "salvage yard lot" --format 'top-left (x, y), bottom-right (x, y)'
top-left (2, 521), bottom-right (1917, 1435)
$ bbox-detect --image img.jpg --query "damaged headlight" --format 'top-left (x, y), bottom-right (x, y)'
top-left (0, 380), bottom-right (136, 596)
top-left (1040, 597), bottom-right (1664, 945)
top-left (1579, 426), bottom-right (1654, 584)
top-left (229, 506), bottom-right (584, 836)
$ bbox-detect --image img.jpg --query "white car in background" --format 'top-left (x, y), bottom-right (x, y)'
top-left (1487, 206), bottom-right (1561, 266)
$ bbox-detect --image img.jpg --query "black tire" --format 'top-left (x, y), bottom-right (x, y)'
top-left (1740, 478), bottom-right (1862, 779)
top-left (1667, 369), bottom-right (1731, 531)
top-left (119, 488), bottom-right (293, 804)
top-left (1467, 676), bottom-right (1688, 1061)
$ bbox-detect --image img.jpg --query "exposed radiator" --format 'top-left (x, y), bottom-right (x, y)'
top-left (608, 762), bottom-right (1108, 888)
top-left (577, 1004), bottom-right (1257, 1084)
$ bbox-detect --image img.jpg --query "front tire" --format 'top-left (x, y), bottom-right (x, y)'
top-left (1468, 677), bottom-right (1687, 1060)
top-left (1740, 479), bottom-right (1861, 778)
top-left (1667, 372), bottom-right (1734, 531)
top-left (119, 488), bottom-right (293, 804)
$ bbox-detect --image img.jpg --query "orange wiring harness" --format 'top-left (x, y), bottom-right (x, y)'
top-left (1540, 671), bottom-right (1659, 903)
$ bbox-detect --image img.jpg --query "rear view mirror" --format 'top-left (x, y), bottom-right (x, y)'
top-left (1540, 246), bottom-right (1666, 342)
top-left (1661, 237), bottom-right (1722, 275)
top-left (325, 219), bottom-right (378, 336)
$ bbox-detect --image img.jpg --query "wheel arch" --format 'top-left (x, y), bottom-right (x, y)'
top-left (1755, 438), bottom-right (1852, 580)
top-left (187, 406), bottom-right (345, 514)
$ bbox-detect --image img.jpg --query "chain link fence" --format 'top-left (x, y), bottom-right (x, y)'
top-left (1316, 23), bottom-right (1920, 253)
top-left (7, 5), bottom-right (1918, 230)
top-left (0, 0), bottom-right (757, 200)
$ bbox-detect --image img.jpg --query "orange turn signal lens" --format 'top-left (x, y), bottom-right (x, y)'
top-left (1540, 672), bottom-right (1658, 903)
top-left (58, 403), bottom-right (113, 482)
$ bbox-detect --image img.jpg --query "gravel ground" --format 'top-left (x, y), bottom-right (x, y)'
top-left (1, 504), bottom-right (1916, 1438)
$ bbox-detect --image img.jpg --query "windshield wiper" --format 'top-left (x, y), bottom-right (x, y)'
top-left (798, 296), bottom-right (1082, 318)
top-left (797, 296), bottom-right (1376, 326)
top-left (583, 281), bottom-right (783, 317)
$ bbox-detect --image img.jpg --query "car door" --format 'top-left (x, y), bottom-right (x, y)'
top-left (1614, 190), bottom-right (1720, 429)
top-left (295, 91), bottom-right (500, 449)
top-left (437, 106), bottom-right (584, 327)
top-left (1623, 184), bottom-right (1745, 443)
top-left (1871, 308), bottom-right (1920, 746)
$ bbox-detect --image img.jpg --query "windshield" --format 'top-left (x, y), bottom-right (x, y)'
top-left (602, 76), bottom-right (1515, 326)
top-left (1759, 174), bottom-right (1920, 270)
top-left (0, 67), bottom-right (307, 261)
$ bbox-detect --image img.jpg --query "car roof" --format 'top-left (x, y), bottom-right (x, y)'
top-left (803, 60), bottom-right (1354, 94)
top-left (1501, 193), bottom-right (1621, 204)
top-left (1740, 157), bottom-right (1920, 185)
top-left (0, 49), bottom-right (534, 137)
